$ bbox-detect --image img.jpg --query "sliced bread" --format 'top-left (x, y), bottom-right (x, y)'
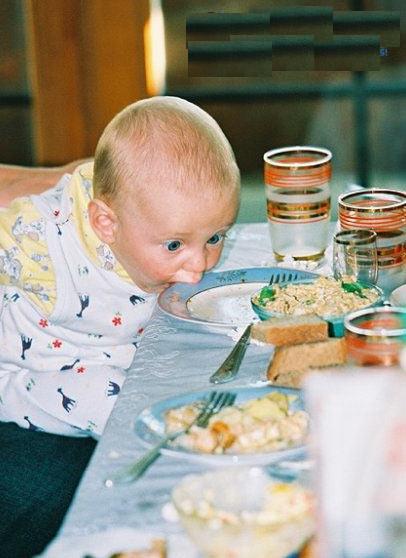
top-left (267, 338), bottom-right (347, 387)
top-left (252, 314), bottom-right (328, 346)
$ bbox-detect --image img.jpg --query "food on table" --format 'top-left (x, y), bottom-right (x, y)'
top-left (252, 276), bottom-right (380, 318)
top-left (109, 538), bottom-right (166, 558)
top-left (172, 467), bottom-right (315, 558)
top-left (251, 314), bottom-right (328, 345)
top-left (299, 538), bottom-right (316, 558)
top-left (164, 391), bottom-right (308, 454)
top-left (267, 338), bottom-right (347, 388)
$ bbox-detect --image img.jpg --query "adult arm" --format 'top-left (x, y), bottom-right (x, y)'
top-left (0, 159), bottom-right (91, 207)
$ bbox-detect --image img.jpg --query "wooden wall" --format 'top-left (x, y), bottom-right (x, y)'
top-left (25, 0), bottom-right (150, 165)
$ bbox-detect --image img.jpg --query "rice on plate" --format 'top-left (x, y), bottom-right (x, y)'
top-left (252, 276), bottom-right (380, 318)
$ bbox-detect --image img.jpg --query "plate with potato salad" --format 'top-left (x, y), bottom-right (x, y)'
top-left (134, 386), bottom-right (308, 466)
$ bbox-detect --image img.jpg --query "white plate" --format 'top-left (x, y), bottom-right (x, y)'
top-left (390, 284), bottom-right (406, 307)
top-left (40, 527), bottom-right (197, 558)
top-left (158, 267), bottom-right (318, 327)
top-left (134, 385), bottom-right (307, 467)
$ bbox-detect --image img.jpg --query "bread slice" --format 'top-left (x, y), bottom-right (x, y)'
top-left (252, 315), bottom-right (328, 346)
top-left (267, 338), bottom-right (347, 387)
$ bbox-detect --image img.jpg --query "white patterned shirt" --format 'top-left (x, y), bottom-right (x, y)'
top-left (0, 163), bottom-right (157, 437)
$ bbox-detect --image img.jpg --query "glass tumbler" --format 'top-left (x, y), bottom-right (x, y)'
top-left (264, 146), bottom-right (332, 262)
top-left (344, 306), bottom-right (406, 367)
top-left (333, 229), bottom-right (378, 285)
top-left (338, 189), bottom-right (406, 295)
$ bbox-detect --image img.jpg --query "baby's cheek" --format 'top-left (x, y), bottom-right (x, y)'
top-left (152, 257), bottom-right (179, 280)
top-left (207, 249), bottom-right (222, 270)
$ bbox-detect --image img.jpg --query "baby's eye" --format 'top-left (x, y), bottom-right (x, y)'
top-left (207, 233), bottom-right (224, 246)
top-left (164, 240), bottom-right (183, 252)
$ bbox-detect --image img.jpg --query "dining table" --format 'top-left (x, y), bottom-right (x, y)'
top-left (41, 221), bottom-right (336, 557)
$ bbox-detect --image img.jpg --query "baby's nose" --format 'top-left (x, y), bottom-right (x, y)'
top-left (186, 250), bottom-right (207, 274)
top-left (174, 251), bottom-right (207, 284)
top-left (177, 271), bottom-right (204, 284)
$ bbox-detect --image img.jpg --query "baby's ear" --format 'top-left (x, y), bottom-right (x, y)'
top-left (88, 198), bottom-right (117, 244)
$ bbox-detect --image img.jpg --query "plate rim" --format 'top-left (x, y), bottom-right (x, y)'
top-left (133, 385), bottom-right (307, 466)
top-left (157, 266), bottom-right (320, 328)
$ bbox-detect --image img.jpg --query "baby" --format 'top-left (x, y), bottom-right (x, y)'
top-left (0, 96), bottom-right (240, 438)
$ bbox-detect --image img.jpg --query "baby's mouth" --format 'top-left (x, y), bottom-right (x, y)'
top-left (153, 282), bottom-right (172, 294)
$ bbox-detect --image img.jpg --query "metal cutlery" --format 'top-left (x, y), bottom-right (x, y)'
top-left (209, 269), bottom-right (305, 385)
top-left (268, 270), bottom-right (301, 285)
top-left (209, 323), bottom-right (252, 384)
top-left (104, 390), bottom-right (236, 486)
top-left (267, 457), bottom-right (314, 481)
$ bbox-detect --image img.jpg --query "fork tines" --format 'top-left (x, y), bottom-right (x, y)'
top-left (104, 390), bottom-right (237, 486)
top-left (269, 271), bottom-right (298, 285)
top-left (196, 391), bottom-right (236, 428)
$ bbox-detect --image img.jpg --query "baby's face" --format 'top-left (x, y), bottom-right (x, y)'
top-left (109, 186), bottom-right (239, 293)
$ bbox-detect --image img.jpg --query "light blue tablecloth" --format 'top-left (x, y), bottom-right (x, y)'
top-left (41, 222), bottom-right (334, 557)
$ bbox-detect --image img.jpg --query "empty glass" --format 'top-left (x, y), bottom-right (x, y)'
top-left (333, 229), bottom-right (378, 285)
top-left (304, 371), bottom-right (406, 557)
top-left (264, 146), bottom-right (332, 262)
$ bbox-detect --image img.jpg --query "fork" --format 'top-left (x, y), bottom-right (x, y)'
top-left (209, 323), bottom-right (252, 384)
top-left (209, 271), bottom-right (307, 385)
top-left (104, 390), bottom-right (236, 486)
top-left (268, 270), bottom-right (300, 285)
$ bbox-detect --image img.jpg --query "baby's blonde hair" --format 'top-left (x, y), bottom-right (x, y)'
top-left (93, 96), bottom-right (240, 206)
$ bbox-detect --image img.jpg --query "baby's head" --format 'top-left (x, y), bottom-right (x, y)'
top-left (89, 96), bottom-right (240, 292)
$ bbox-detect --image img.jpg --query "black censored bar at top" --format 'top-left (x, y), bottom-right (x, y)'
top-left (186, 9), bottom-right (400, 74)
top-left (188, 36), bottom-right (381, 74)
top-left (187, 8), bottom-right (334, 42)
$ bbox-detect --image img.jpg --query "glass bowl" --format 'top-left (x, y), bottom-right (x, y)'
top-left (172, 467), bottom-right (315, 558)
top-left (344, 306), bottom-right (406, 367)
top-left (251, 277), bottom-right (384, 337)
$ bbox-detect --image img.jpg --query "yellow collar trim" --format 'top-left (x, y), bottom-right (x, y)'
top-left (69, 162), bottom-right (132, 283)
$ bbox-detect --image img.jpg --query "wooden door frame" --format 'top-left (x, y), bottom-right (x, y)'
top-left (25, 0), bottom-right (150, 165)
